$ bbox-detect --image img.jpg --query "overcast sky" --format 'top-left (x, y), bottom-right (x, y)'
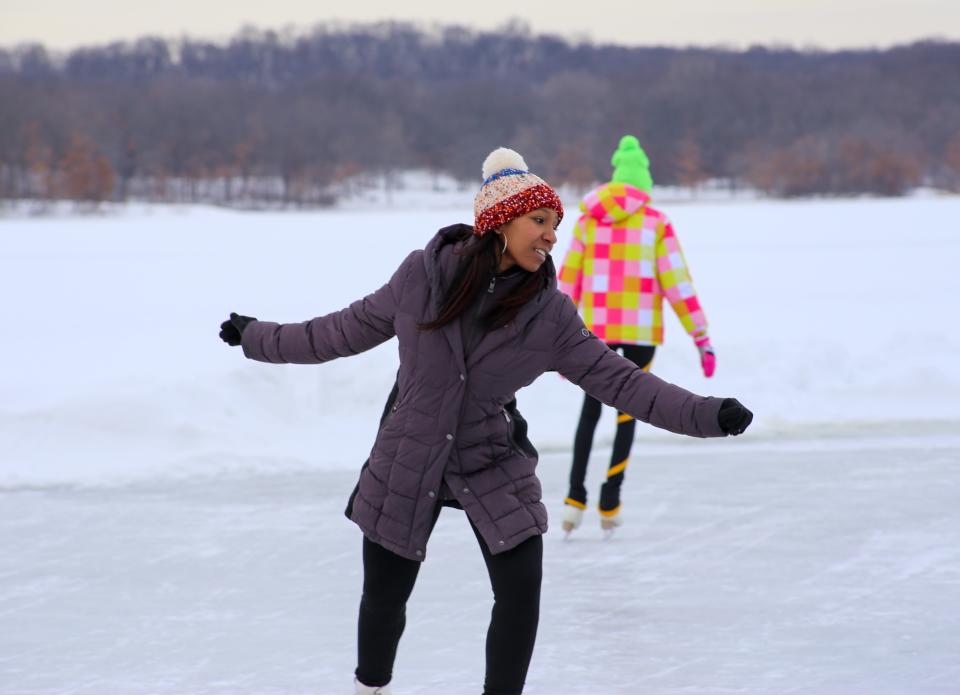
top-left (2, 0), bottom-right (958, 51)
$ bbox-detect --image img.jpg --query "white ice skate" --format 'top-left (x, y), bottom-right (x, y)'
top-left (355, 678), bottom-right (392, 694)
top-left (561, 502), bottom-right (585, 537)
top-left (599, 506), bottom-right (623, 538)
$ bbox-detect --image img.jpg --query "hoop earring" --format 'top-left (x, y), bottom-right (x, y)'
top-left (501, 234), bottom-right (508, 255)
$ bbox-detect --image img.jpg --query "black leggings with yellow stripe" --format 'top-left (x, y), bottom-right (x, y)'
top-left (566, 343), bottom-right (656, 515)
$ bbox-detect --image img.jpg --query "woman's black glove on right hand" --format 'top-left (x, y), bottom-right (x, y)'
top-left (718, 398), bottom-right (753, 435)
top-left (219, 312), bottom-right (256, 347)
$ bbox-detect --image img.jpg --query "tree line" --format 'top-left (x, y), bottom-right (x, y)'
top-left (1, 22), bottom-right (959, 206)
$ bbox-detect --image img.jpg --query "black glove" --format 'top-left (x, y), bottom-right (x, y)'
top-left (718, 398), bottom-right (753, 436)
top-left (219, 312), bottom-right (256, 347)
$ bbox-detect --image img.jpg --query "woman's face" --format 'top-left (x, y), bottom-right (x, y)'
top-left (496, 207), bottom-right (560, 272)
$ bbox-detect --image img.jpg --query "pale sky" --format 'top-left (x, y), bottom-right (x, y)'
top-left (2, 0), bottom-right (958, 51)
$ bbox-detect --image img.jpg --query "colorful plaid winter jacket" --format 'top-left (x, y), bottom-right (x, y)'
top-left (558, 183), bottom-right (708, 346)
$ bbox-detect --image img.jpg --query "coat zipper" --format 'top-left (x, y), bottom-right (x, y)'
top-left (474, 275), bottom-right (497, 320)
top-left (502, 408), bottom-right (529, 458)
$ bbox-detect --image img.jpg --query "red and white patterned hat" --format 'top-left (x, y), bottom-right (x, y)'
top-left (473, 147), bottom-right (564, 236)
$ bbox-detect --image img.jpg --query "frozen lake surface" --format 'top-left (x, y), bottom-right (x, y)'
top-left (2, 196), bottom-right (958, 693)
top-left (3, 433), bottom-right (958, 695)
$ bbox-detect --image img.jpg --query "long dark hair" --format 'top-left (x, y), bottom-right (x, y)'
top-left (420, 229), bottom-right (552, 332)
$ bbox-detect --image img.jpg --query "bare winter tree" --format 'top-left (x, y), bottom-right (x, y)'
top-left (1, 25), bottom-right (957, 205)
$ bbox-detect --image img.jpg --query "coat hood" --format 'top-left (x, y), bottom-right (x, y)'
top-left (423, 224), bottom-right (557, 314)
top-left (579, 182), bottom-right (650, 224)
top-left (423, 224), bottom-right (472, 313)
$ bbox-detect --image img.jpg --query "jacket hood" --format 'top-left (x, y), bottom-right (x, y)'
top-left (423, 224), bottom-right (557, 315)
top-left (579, 182), bottom-right (650, 224)
top-left (423, 224), bottom-right (472, 312)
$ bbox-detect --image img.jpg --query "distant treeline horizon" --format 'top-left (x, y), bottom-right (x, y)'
top-left (2, 21), bottom-right (959, 206)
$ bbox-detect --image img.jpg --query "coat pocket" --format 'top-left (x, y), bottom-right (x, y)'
top-left (501, 406), bottom-right (537, 459)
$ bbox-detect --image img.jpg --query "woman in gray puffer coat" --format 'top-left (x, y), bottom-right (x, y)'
top-left (219, 148), bottom-right (753, 695)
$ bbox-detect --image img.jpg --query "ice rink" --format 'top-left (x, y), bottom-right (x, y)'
top-left (2, 196), bottom-right (958, 693)
top-left (3, 433), bottom-right (959, 694)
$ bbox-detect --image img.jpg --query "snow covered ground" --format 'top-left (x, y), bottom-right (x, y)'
top-left (1, 193), bottom-right (959, 693)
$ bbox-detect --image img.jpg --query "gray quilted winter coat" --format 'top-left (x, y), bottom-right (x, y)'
top-left (241, 226), bottom-right (726, 561)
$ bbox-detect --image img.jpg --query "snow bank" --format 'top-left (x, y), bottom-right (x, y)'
top-left (2, 195), bottom-right (958, 486)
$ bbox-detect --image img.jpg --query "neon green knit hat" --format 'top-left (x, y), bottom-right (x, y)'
top-left (610, 135), bottom-right (653, 192)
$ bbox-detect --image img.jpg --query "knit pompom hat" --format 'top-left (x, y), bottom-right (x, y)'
top-left (611, 135), bottom-right (653, 192)
top-left (473, 147), bottom-right (564, 236)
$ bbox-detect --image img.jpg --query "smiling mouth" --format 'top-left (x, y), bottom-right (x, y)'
top-left (535, 249), bottom-right (548, 258)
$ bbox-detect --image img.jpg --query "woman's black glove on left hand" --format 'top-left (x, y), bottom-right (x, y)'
top-left (718, 398), bottom-right (753, 435)
top-left (219, 312), bottom-right (256, 346)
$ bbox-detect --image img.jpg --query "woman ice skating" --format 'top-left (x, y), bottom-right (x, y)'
top-left (557, 135), bottom-right (718, 534)
top-left (219, 146), bottom-right (753, 695)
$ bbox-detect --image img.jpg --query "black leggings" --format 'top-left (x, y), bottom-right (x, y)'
top-left (567, 343), bottom-right (655, 512)
top-left (356, 508), bottom-right (543, 695)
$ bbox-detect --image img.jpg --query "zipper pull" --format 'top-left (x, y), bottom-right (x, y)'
top-left (503, 410), bottom-right (511, 423)
top-left (487, 276), bottom-right (496, 293)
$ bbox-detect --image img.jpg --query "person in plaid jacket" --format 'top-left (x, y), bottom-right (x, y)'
top-left (557, 135), bottom-right (716, 533)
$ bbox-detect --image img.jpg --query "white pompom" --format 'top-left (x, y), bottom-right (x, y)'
top-left (482, 147), bottom-right (528, 180)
